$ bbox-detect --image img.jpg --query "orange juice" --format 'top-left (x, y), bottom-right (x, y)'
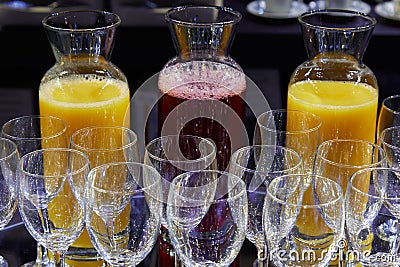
top-left (39, 74), bottom-right (130, 254)
top-left (287, 80), bottom-right (378, 143)
top-left (39, 74), bottom-right (130, 139)
top-left (288, 80), bottom-right (378, 265)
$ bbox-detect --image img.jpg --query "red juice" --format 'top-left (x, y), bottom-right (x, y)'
top-left (157, 61), bottom-right (246, 267)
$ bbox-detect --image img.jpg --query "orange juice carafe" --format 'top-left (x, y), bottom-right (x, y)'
top-left (288, 10), bottom-right (378, 144)
top-left (39, 10), bottom-right (130, 266)
top-left (287, 10), bottom-right (378, 267)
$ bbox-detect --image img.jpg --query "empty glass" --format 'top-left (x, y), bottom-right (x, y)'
top-left (69, 125), bottom-right (139, 262)
top-left (144, 135), bottom-right (216, 266)
top-left (377, 95), bottom-right (400, 141)
top-left (17, 148), bottom-right (90, 267)
top-left (313, 139), bottom-right (387, 193)
top-left (70, 126), bottom-right (139, 166)
top-left (85, 162), bottom-right (162, 266)
top-left (1, 115), bottom-right (67, 156)
top-left (264, 174), bottom-right (344, 267)
top-left (167, 170), bottom-right (247, 267)
top-left (229, 145), bottom-right (302, 267)
top-left (1, 115), bottom-right (68, 267)
top-left (380, 126), bottom-right (400, 169)
top-left (256, 109), bottom-right (322, 173)
top-left (0, 138), bottom-right (19, 267)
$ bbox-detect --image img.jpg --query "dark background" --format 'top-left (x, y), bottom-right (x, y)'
top-left (1, 0), bottom-right (400, 127)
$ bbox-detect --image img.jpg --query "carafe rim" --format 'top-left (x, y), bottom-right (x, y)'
top-left (298, 9), bottom-right (376, 32)
top-left (42, 10), bottom-right (121, 32)
top-left (165, 5), bottom-right (242, 27)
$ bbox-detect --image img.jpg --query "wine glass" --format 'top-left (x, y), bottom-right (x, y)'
top-left (1, 115), bottom-right (68, 267)
top-left (377, 95), bottom-right (400, 141)
top-left (17, 148), bottom-right (90, 267)
top-left (256, 109), bottom-right (322, 173)
top-left (0, 138), bottom-right (20, 267)
top-left (85, 162), bottom-right (162, 266)
top-left (264, 173), bottom-right (344, 267)
top-left (69, 125), bottom-right (139, 262)
top-left (144, 134), bottom-right (216, 266)
top-left (166, 170), bottom-right (247, 267)
top-left (313, 139), bottom-right (387, 265)
top-left (345, 167), bottom-right (400, 266)
top-left (229, 145), bottom-right (302, 267)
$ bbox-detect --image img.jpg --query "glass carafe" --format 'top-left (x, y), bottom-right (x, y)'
top-left (39, 10), bottom-right (130, 266)
top-left (157, 5), bottom-right (246, 267)
top-left (287, 10), bottom-right (378, 143)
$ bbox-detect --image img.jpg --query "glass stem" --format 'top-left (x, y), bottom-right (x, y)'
top-left (105, 218), bottom-right (116, 250)
top-left (36, 243), bottom-right (50, 264)
top-left (257, 244), bottom-right (269, 267)
top-left (53, 251), bottom-right (66, 267)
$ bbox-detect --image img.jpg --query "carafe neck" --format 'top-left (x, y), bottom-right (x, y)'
top-left (165, 6), bottom-right (241, 64)
top-left (42, 10), bottom-right (120, 64)
top-left (299, 10), bottom-right (376, 62)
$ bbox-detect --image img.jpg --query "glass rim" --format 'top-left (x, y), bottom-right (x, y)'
top-left (171, 169), bottom-right (246, 205)
top-left (0, 137), bottom-right (18, 161)
top-left (18, 148), bottom-right (89, 178)
top-left (257, 109), bottom-right (322, 134)
top-left (42, 10), bottom-right (121, 32)
top-left (1, 115), bottom-right (67, 142)
top-left (145, 134), bottom-right (216, 164)
top-left (267, 174), bottom-right (343, 208)
top-left (70, 126), bottom-right (138, 152)
top-left (88, 161), bottom-right (160, 195)
top-left (379, 126), bottom-right (400, 149)
top-left (381, 94), bottom-right (400, 115)
top-left (230, 144), bottom-right (302, 174)
top-left (165, 5), bottom-right (242, 27)
top-left (349, 167), bottom-right (400, 200)
top-left (298, 9), bottom-right (376, 32)
top-left (315, 138), bottom-right (386, 169)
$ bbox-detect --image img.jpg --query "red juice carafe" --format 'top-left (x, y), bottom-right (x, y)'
top-left (157, 5), bottom-right (246, 267)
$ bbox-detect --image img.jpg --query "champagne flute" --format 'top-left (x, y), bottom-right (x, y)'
top-left (17, 148), bottom-right (90, 267)
top-left (264, 173), bottom-right (344, 267)
top-left (85, 162), bottom-right (162, 266)
top-left (1, 115), bottom-right (68, 267)
top-left (69, 125), bottom-right (139, 263)
top-left (229, 145), bottom-right (302, 267)
top-left (167, 170), bottom-right (247, 267)
top-left (377, 95), bottom-right (400, 141)
top-left (144, 135), bottom-right (216, 266)
top-left (256, 109), bottom-right (322, 173)
top-left (0, 138), bottom-right (20, 267)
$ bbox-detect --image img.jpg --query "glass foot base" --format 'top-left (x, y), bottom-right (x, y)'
top-left (21, 261), bottom-right (55, 267)
top-left (252, 259), bottom-right (269, 267)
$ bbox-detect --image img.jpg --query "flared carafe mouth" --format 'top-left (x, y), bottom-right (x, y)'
top-left (165, 5), bottom-right (242, 26)
top-left (42, 10), bottom-right (121, 32)
top-left (298, 9), bottom-right (376, 61)
top-left (298, 9), bottom-right (376, 32)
